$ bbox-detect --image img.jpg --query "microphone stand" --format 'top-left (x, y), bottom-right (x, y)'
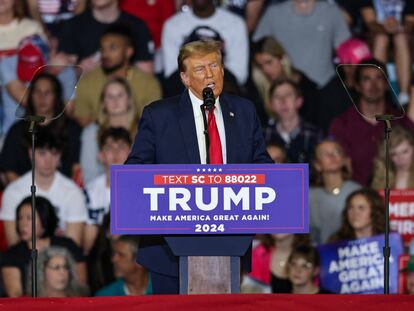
top-left (201, 104), bottom-right (210, 164)
top-left (375, 114), bottom-right (394, 294)
top-left (25, 115), bottom-right (45, 297)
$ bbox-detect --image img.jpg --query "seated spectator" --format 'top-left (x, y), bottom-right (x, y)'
top-left (0, 72), bottom-right (81, 185)
top-left (370, 0), bottom-right (414, 106)
top-left (252, 37), bottom-right (319, 124)
top-left (247, 234), bottom-right (310, 293)
top-left (0, 34), bottom-right (79, 141)
top-left (329, 188), bottom-right (385, 243)
top-left (26, 0), bottom-right (86, 38)
top-left (0, 128), bottom-right (87, 246)
top-left (161, 0), bottom-right (249, 86)
top-left (287, 245), bottom-right (331, 294)
top-left (265, 78), bottom-right (323, 164)
top-left (0, 0), bottom-right (45, 58)
top-left (0, 34), bottom-right (48, 138)
top-left (83, 127), bottom-right (132, 254)
top-left (72, 24), bottom-right (161, 127)
top-left (1, 197), bottom-right (86, 297)
top-left (329, 59), bottom-right (414, 186)
top-left (28, 246), bottom-right (87, 297)
top-left (96, 235), bottom-right (151, 296)
top-left (80, 78), bottom-right (136, 183)
top-left (253, 0), bottom-right (352, 132)
top-left (335, 37), bottom-right (372, 93)
top-left (58, 0), bottom-right (154, 74)
top-left (266, 142), bottom-right (287, 164)
top-left (372, 125), bottom-right (414, 190)
top-left (309, 139), bottom-right (361, 245)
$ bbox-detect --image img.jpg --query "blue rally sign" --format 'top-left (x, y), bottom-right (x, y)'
top-left (110, 164), bottom-right (308, 235)
top-left (318, 233), bottom-right (404, 294)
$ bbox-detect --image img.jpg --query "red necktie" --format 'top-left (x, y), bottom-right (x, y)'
top-left (207, 107), bottom-right (223, 164)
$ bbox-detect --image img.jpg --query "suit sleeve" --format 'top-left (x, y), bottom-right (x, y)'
top-left (252, 107), bottom-right (273, 164)
top-left (125, 106), bottom-right (156, 164)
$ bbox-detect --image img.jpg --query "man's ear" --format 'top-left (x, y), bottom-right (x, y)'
top-left (180, 71), bottom-right (190, 88)
top-left (126, 46), bottom-right (134, 60)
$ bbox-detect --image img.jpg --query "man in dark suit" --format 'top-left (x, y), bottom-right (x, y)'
top-left (125, 40), bottom-right (272, 294)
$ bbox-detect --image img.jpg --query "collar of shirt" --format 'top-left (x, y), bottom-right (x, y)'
top-left (188, 89), bottom-right (226, 164)
top-left (189, 88), bottom-right (220, 116)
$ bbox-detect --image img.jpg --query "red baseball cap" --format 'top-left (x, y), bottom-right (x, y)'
top-left (17, 35), bottom-right (49, 82)
top-left (336, 38), bottom-right (371, 64)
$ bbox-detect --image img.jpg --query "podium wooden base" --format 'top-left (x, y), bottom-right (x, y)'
top-left (180, 256), bottom-right (240, 294)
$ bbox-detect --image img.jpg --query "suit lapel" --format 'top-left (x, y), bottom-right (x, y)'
top-left (220, 95), bottom-right (237, 163)
top-left (176, 90), bottom-right (201, 164)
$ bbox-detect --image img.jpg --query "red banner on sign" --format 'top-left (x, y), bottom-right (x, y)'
top-left (378, 189), bottom-right (414, 245)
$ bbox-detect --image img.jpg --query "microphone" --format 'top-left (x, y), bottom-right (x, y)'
top-left (202, 87), bottom-right (215, 111)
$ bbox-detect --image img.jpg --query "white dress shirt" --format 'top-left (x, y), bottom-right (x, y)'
top-left (189, 89), bottom-right (227, 164)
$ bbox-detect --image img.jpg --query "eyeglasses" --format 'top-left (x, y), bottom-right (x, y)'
top-left (46, 264), bottom-right (70, 271)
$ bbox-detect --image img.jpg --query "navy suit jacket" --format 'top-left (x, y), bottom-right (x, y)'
top-left (125, 90), bottom-right (272, 285)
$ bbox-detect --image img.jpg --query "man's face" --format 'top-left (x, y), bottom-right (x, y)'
top-left (111, 241), bottom-right (137, 278)
top-left (100, 35), bottom-right (133, 74)
top-left (34, 148), bottom-right (61, 178)
top-left (99, 138), bottom-right (131, 168)
top-left (180, 52), bottom-right (224, 99)
top-left (287, 256), bottom-right (318, 287)
top-left (356, 67), bottom-right (388, 104)
top-left (191, 0), bottom-right (213, 10)
top-left (269, 83), bottom-right (302, 120)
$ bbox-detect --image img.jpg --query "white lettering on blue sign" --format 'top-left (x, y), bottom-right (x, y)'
top-left (142, 187), bottom-right (276, 211)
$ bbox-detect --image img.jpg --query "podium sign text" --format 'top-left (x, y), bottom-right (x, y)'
top-left (110, 164), bottom-right (308, 235)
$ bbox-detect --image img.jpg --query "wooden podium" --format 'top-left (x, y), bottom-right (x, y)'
top-left (165, 235), bottom-right (252, 294)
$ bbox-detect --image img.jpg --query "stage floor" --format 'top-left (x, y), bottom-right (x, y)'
top-left (0, 294), bottom-right (414, 311)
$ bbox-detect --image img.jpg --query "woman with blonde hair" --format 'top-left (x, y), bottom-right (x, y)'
top-left (27, 246), bottom-right (87, 297)
top-left (80, 77), bottom-right (138, 184)
top-left (252, 36), bottom-right (318, 123)
top-left (372, 125), bottom-right (414, 190)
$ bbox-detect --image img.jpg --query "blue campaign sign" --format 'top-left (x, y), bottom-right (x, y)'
top-left (110, 163), bottom-right (308, 235)
top-left (318, 233), bottom-right (404, 294)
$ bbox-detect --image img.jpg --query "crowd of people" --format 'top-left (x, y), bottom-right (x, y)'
top-left (0, 0), bottom-right (414, 297)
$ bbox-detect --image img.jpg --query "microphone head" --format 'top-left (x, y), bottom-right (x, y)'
top-left (202, 87), bottom-right (215, 109)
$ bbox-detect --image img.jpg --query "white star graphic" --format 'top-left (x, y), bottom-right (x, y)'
top-left (208, 168), bottom-right (211, 172)
top-left (202, 168), bottom-right (206, 172)
top-left (197, 168), bottom-right (200, 172)
top-left (213, 168), bottom-right (217, 172)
